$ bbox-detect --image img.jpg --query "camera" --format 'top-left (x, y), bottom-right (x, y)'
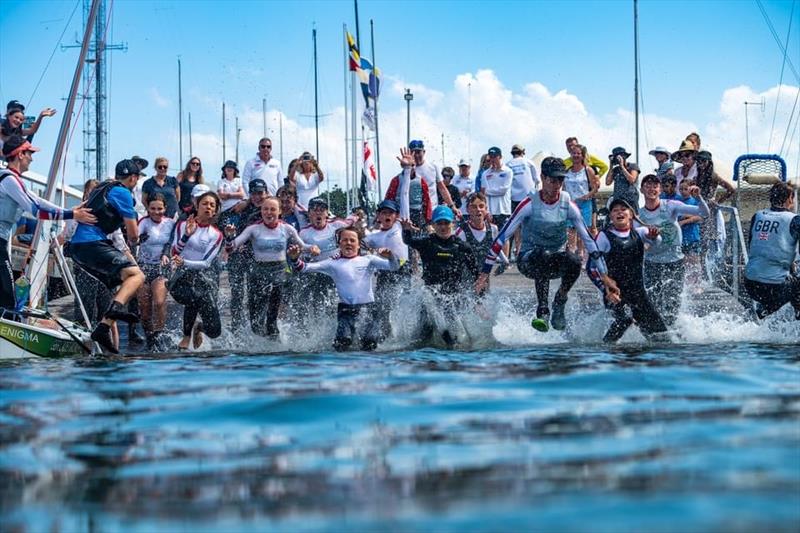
top-left (302, 155), bottom-right (312, 161)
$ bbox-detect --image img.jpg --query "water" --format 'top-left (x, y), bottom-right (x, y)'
top-left (1, 294), bottom-right (799, 531)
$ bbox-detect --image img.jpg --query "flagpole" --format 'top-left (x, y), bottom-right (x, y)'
top-left (343, 24), bottom-right (350, 204)
top-left (370, 19), bottom-right (382, 196)
top-left (351, 70), bottom-right (357, 209)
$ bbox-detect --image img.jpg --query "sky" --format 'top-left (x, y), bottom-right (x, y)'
top-left (1, 0), bottom-right (798, 195)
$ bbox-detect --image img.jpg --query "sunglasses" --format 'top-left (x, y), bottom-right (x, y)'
top-left (157, 165), bottom-right (168, 170)
top-left (260, 144), bottom-right (272, 149)
top-left (190, 161), bottom-right (200, 166)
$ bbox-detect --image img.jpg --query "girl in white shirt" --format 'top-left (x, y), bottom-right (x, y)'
top-left (217, 160), bottom-right (245, 212)
top-left (288, 227), bottom-right (399, 351)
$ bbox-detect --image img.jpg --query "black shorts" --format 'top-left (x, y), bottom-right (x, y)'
top-left (140, 263), bottom-right (167, 284)
top-left (70, 240), bottom-right (136, 290)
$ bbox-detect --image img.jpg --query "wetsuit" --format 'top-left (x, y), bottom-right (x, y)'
top-left (482, 190), bottom-right (598, 320)
top-left (228, 220), bottom-right (311, 338)
top-left (218, 201), bottom-right (261, 330)
top-left (169, 220), bottom-right (224, 339)
top-left (638, 197), bottom-right (709, 325)
top-left (292, 252), bottom-right (400, 351)
top-left (744, 207), bottom-right (800, 319)
top-left (0, 168), bottom-right (77, 315)
top-left (403, 228), bottom-right (478, 345)
top-left (589, 227), bottom-right (668, 342)
top-left (364, 222), bottom-right (410, 341)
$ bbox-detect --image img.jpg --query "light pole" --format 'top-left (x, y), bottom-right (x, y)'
top-left (404, 88), bottom-right (413, 145)
top-left (744, 99), bottom-right (764, 153)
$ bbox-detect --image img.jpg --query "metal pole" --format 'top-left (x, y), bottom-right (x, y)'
top-left (441, 133), bottom-right (445, 167)
top-left (467, 82), bottom-right (472, 163)
top-left (235, 116), bottom-right (240, 164)
top-left (188, 112), bottom-right (193, 157)
top-left (745, 103), bottom-right (750, 153)
top-left (222, 102), bottom-right (226, 162)
top-left (352, 70), bottom-right (357, 209)
top-left (633, 0), bottom-right (640, 163)
top-left (178, 58), bottom-right (183, 166)
top-left (354, 0), bottom-right (361, 49)
top-left (370, 19), bottom-right (382, 194)
top-left (279, 113), bottom-right (284, 165)
top-left (313, 27), bottom-right (320, 161)
top-left (262, 97), bottom-right (267, 138)
top-left (405, 89), bottom-right (411, 145)
top-left (342, 24), bottom-right (349, 198)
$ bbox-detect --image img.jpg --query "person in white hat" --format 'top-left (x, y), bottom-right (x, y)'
top-left (451, 159), bottom-right (474, 213)
top-left (649, 146), bottom-right (674, 179)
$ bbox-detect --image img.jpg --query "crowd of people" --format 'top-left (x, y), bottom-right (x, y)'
top-left (0, 97), bottom-right (797, 353)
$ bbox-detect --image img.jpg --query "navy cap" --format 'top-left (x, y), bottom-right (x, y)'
top-left (610, 146), bottom-right (631, 159)
top-left (377, 199), bottom-right (400, 213)
top-left (540, 156), bottom-right (567, 178)
top-left (487, 146), bottom-right (502, 157)
top-left (115, 159), bottom-right (141, 178)
top-left (308, 196), bottom-right (329, 210)
top-left (248, 178), bottom-right (267, 193)
top-left (609, 197), bottom-right (635, 212)
top-left (131, 155), bottom-right (149, 170)
top-left (6, 100), bottom-right (24, 112)
top-left (408, 139), bottom-right (425, 151)
top-left (222, 160), bottom-right (238, 171)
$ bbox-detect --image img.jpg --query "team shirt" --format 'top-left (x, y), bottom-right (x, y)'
top-left (364, 222), bottom-right (409, 263)
top-left (230, 220), bottom-right (311, 262)
top-left (481, 190), bottom-right (597, 273)
top-left (294, 252), bottom-right (400, 305)
top-left (745, 208), bottom-right (800, 284)
top-left (638, 198), bottom-right (709, 263)
top-left (242, 155), bottom-right (283, 196)
top-left (172, 220), bottom-right (223, 270)
top-left (299, 219), bottom-right (351, 261)
top-left (480, 165), bottom-right (514, 215)
top-left (138, 217), bottom-right (176, 265)
top-left (0, 168), bottom-right (75, 241)
top-left (507, 157), bottom-right (539, 201)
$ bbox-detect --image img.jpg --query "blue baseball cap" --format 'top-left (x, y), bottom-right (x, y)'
top-left (408, 139), bottom-right (425, 151)
top-left (377, 199), bottom-right (400, 213)
top-left (431, 205), bottom-right (454, 223)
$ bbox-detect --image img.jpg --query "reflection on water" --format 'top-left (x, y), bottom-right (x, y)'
top-left (1, 343), bottom-right (799, 532)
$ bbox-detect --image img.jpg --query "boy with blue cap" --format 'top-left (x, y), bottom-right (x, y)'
top-left (402, 205), bottom-right (478, 347)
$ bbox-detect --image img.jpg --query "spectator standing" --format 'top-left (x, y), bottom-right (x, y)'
top-left (672, 139), bottom-right (698, 185)
top-left (142, 157), bottom-right (180, 218)
top-left (480, 146), bottom-right (514, 260)
top-left (649, 146), bottom-right (674, 179)
top-left (407, 139), bottom-right (457, 214)
top-left (606, 146), bottom-right (641, 211)
top-left (242, 137), bottom-right (283, 196)
top-left (217, 160), bottom-right (245, 212)
top-left (288, 152), bottom-right (324, 210)
top-left (452, 159), bottom-right (474, 213)
top-left (177, 157), bottom-right (205, 215)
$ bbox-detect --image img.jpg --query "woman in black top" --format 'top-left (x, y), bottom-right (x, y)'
top-left (177, 157), bottom-right (204, 215)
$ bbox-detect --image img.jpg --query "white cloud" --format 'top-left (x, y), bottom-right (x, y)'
top-left (181, 71), bottom-right (800, 194)
top-left (149, 87), bottom-right (171, 108)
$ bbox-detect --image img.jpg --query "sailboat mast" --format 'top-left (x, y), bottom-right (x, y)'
top-left (313, 27), bottom-right (320, 162)
top-left (370, 19), bottom-right (382, 193)
top-left (633, 0), bottom-right (640, 163)
top-left (178, 58), bottom-right (183, 165)
top-left (222, 102), bottom-right (226, 162)
top-left (343, 24), bottom-right (350, 202)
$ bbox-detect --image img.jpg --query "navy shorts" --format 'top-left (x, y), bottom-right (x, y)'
top-left (70, 240), bottom-right (136, 290)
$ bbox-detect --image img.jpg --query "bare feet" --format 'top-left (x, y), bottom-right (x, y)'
top-left (178, 336), bottom-right (190, 350)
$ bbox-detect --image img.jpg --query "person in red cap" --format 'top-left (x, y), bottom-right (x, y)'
top-left (0, 135), bottom-right (96, 318)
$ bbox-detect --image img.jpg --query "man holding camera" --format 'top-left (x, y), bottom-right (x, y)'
top-left (605, 146), bottom-right (641, 212)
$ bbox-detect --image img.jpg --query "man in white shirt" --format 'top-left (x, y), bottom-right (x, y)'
top-left (480, 146), bottom-right (514, 261)
top-left (408, 139), bottom-right (458, 216)
top-left (451, 159), bottom-right (474, 213)
top-left (506, 144), bottom-right (538, 261)
top-left (242, 137), bottom-right (283, 196)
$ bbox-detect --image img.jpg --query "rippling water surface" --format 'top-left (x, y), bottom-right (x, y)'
top-left (2, 340), bottom-right (799, 532)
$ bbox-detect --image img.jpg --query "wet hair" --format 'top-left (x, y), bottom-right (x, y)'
top-left (195, 191), bottom-right (221, 216)
top-left (335, 226), bottom-right (363, 244)
top-left (769, 182), bottom-right (795, 208)
top-left (147, 193), bottom-right (167, 207)
top-left (467, 191), bottom-right (487, 205)
top-left (276, 185), bottom-right (298, 201)
top-left (179, 157), bottom-right (204, 184)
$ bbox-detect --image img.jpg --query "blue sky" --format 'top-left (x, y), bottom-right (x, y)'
top-left (1, 0), bottom-right (798, 192)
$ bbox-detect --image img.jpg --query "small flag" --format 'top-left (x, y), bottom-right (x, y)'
top-left (362, 141), bottom-right (377, 191)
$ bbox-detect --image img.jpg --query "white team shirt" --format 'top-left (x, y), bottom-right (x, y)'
top-left (296, 253), bottom-right (400, 304)
top-left (138, 216), bottom-right (176, 264)
top-left (481, 164), bottom-right (514, 215)
top-left (172, 221), bottom-right (223, 270)
top-left (299, 219), bottom-right (351, 261)
top-left (507, 157), bottom-right (539, 201)
top-left (364, 222), bottom-right (409, 263)
top-left (414, 160), bottom-right (442, 212)
top-left (293, 173), bottom-right (322, 209)
top-left (230, 220), bottom-right (309, 262)
top-left (242, 155), bottom-right (283, 196)
top-left (451, 174), bottom-right (474, 211)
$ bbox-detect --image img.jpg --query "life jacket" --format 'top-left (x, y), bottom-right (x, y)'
top-left (85, 180), bottom-right (126, 234)
top-left (603, 227), bottom-right (645, 295)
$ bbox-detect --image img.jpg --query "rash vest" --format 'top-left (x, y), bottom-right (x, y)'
top-left (745, 208), bottom-right (800, 284)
